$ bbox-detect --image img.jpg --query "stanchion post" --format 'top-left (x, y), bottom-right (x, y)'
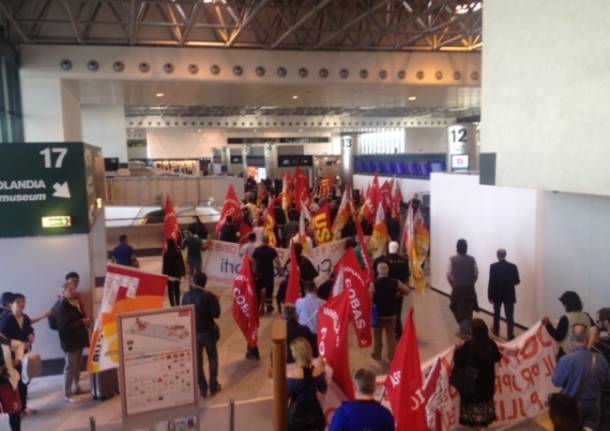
top-left (89, 416), bottom-right (96, 431)
top-left (271, 318), bottom-right (288, 431)
top-left (229, 398), bottom-right (235, 431)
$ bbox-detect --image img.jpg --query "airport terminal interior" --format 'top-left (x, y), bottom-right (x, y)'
top-left (0, 0), bottom-right (609, 430)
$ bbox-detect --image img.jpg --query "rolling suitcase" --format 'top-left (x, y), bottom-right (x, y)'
top-left (91, 368), bottom-right (119, 400)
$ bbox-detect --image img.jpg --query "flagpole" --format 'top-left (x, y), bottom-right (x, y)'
top-left (378, 386), bottom-right (387, 403)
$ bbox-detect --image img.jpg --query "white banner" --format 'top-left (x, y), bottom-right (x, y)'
top-left (202, 239), bottom-right (348, 288)
top-left (318, 322), bottom-right (557, 429)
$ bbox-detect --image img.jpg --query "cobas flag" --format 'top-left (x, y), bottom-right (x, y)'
top-left (318, 290), bottom-right (354, 400)
top-left (384, 310), bottom-right (427, 431)
top-left (215, 184), bottom-right (241, 235)
top-left (88, 264), bottom-right (167, 373)
top-left (333, 249), bottom-right (372, 348)
top-left (232, 255), bottom-right (259, 348)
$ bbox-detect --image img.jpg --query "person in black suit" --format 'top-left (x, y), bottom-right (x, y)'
top-left (488, 249), bottom-right (520, 340)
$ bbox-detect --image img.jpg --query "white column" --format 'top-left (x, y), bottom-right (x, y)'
top-left (21, 77), bottom-right (82, 142)
top-left (81, 104), bottom-right (128, 162)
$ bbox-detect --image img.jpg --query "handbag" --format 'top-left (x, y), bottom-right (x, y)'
top-left (0, 381), bottom-right (22, 414)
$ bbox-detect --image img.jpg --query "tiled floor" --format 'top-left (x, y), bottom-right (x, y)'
top-left (2, 256), bottom-right (540, 431)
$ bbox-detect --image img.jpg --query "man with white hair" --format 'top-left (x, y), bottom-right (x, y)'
top-left (329, 367), bottom-right (394, 431)
top-left (385, 241), bottom-right (410, 339)
top-left (552, 323), bottom-right (610, 430)
top-left (372, 262), bottom-right (411, 362)
top-left (488, 248), bottom-right (520, 340)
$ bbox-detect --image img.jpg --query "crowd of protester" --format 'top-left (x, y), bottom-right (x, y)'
top-left (1, 175), bottom-right (610, 431)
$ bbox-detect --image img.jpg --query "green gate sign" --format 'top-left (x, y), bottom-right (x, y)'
top-left (0, 142), bottom-right (105, 238)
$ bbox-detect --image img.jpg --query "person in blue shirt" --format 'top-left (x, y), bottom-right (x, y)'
top-left (329, 367), bottom-right (394, 431)
top-left (112, 234), bottom-right (137, 267)
top-left (552, 323), bottom-right (610, 430)
top-left (295, 282), bottom-right (326, 334)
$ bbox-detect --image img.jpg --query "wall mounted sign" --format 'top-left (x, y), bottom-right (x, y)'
top-left (0, 142), bottom-right (104, 238)
top-left (277, 155), bottom-right (313, 167)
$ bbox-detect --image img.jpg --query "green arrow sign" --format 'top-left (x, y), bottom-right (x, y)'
top-left (0, 143), bottom-right (103, 238)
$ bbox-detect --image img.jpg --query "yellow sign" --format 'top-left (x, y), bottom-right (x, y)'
top-left (41, 216), bottom-right (72, 228)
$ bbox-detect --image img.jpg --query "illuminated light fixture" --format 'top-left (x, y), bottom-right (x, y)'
top-left (298, 129), bottom-right (303, 132)
top-left (96, 198), bottom-right (103, 209)
top-left (42, 216), bottom-right (72, 228)
top-left (292, 95), bottom-right (299, 100)
top-left (197, 129), bottom-right (202, 133)
top-left (455, 1), bottom-right (481, 14)
top-left (408, 96), bottom-right (417, 101)
top-left (155, 92), bottom-right (165, 98)
top-left (449, 106), bottom-right (468, 111)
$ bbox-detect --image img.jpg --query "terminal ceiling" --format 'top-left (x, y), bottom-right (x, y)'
top-left (79, 79), bottom-right (480, 118)
top-left (1, 0), bottom-right (482, 52)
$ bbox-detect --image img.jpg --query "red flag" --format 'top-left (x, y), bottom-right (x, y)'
top-left (281, 173), bottom-right (292, 214)
top-left (215, 185), bottom-right (241, 235)
top-left (359, 176), bottom-right (380, 223)
top-left (317, 291), bottom-right (354, 400)
top-left (370, 202), bottom-right (389, 258)
top-left (380, 180), bottom-right (392, 212)
top-left (384, 310), bottom-right (427, 431)
top-left (331, 188), bottom-right (353, 240)
top-left (163, 196), bottom-right (181, 251)
top-left (232, 255), bottom-right (259, 348)
top-left (333, 250), bottom-right (372, 348)
top-left (263, 197), bottom-right (278, 246)
top-left (294, 168), bottom-right (311, 211)
top-left (318, 176), bottom-right (332, 199)
top-left (312, 203), bottom-right (333, 245)
top-left (285, 242), bottom-right (301, 305)
top-left (354, 216), bottom-right (374, 284)
top-left (390, 179), bottom-right (402, 220)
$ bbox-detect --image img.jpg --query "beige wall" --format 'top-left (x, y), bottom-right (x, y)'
top-left (481, 0), bottom-right (610, 196)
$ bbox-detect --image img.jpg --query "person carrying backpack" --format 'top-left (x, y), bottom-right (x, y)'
top-left (286, 337), bottom-right (327, 431)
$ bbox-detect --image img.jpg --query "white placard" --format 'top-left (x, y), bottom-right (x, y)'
top-left (118, 306), bottom-right (198, 419)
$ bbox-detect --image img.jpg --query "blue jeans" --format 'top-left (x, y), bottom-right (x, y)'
top-left (196, 332), bottom-right (219, 396)
top-left (493, 301), bottom-right (515, 340)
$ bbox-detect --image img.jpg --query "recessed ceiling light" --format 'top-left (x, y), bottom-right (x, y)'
top-left (292, 95), bottom-right (299, 100)
top-left (197, 129), bottom-right (202, 133)
top-left (408, 96), bottom-right (417, 101)
top-left (298, 129), bottom-right (303, 132)
top-left (155, 92), bottom-right (165, 98)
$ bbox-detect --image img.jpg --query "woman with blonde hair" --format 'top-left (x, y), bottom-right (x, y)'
top-left (286, 337), bottom-right (327, 431)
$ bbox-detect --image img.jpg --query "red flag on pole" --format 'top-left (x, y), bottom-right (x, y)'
top-left (312, 203), bottom-right (333, 245)
top-left (294, 168), bottom-right (311, 211)
top-left (354, 216), bottom-right (374, 284)
top-left (359, 175), bottom-right (380, 223)
top-left (163, 195), bottom-right (181, 251)
top-left (215, 184), bottom-right (241, 235)
top-left (232, 255), bottom-right (259, 348)
top-left (384, 310), bottom-right (427, 431)
top-left (390, 179), bottom-right (402, 220)
top-left (317, 290), bottom-right (354, 400)
top-left (333, 250), bottom-right (372, 348)
top-left (285, 242), bottom-right (301, 305)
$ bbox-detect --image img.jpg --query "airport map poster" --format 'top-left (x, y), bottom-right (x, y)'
top-left (118, 306), bottom-right (199, 419)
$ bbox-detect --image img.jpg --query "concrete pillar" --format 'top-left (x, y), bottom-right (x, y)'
top-left (242, 145), bottom-right (249, 176)
top-left (21, 77), bottom-right (82, 142)
top-left (340, 133), bottom-right (357, 186)
top-left (81, 104), bottom-right (128, 162)
top-left (264, 143), bottom-right (278, 180)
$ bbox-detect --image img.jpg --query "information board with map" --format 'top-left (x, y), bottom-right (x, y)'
top-left (118, 306), bottom-right (199, 421)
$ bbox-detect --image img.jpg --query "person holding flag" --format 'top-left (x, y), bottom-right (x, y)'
top-left (215, 185), bottom-right (241, 237)
top-left (372, 262), bottom-right (411, 362)
top-left (232, 255), bottom-right (260, 361)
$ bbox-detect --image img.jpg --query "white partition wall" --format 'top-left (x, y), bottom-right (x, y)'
top-left (430, 173), bottom-right (540, 326)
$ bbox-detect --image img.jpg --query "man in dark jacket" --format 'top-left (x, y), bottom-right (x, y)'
top-left (181, 273), bottom-right (221, 398)
top-left (54, 281), bottom-right (90, 402)
top-left (488, 248), bottom-right (520, 340)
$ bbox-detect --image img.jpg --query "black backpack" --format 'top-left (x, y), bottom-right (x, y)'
top-left (287, 367), bottom-right (325, 431)
top-left (47, 300), bottom-right (61, 331)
